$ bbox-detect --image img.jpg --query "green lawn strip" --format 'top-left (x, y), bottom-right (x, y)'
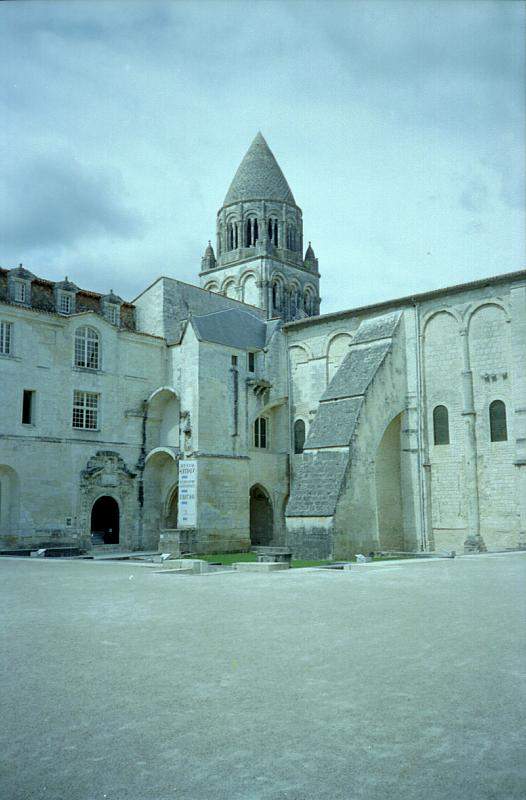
top-left (184, 551), bottom-right (424, 567)
top-left (183, 552), bottom-right (334, 568)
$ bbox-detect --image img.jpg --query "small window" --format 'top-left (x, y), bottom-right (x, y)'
top-left (0, 321), bottom-right (12, 355)
top-left (294, 419), bottom-right (306, 454)
top-left (72, 391), bottom-right (99, 430)
top-left (107, 304), bottom-right (119, 325)
top-left (14, 282), bottom-right (27, 303)
top-left (75, 327), bottom-right (100, 370)
top-left (489, 400), bottom-right (507, 442)
top-left (59, 293), bottom-right (72, 314)
top-left (254, 417), bottom-right (267, 449)
top-left (22, 390), bottom-right (35, 425)
top-left (248, 352), bottom-right (255, 372)
top-left (433, 405), bottom-right (450, 445)
top-left (231, 355), bottom-right (238, 367)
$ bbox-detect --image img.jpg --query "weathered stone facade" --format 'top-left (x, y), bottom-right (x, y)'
top-left (1, 134), bottom-right (524, 557)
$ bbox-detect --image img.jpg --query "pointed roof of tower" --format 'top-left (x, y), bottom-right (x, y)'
top-left (223, 132), bottom-right (296, 206)
top-left (304, 242), bottom-right (316, 260)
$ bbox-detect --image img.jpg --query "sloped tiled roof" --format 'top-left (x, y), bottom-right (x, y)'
top-left (191, 307), bottom-right (267, 350)
top-left (223, 132), bottom-right (296, 206)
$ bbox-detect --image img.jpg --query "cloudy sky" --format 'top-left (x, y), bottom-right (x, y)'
top-left (1, 0), bottom-right (524, 312)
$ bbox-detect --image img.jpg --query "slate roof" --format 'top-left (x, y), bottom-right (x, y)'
top-left (223, 132), bottom-right (296, 206)
top-left (286, 451), bottom-right (349, 516)
top-left (352, 311), bottom-right (401, 345)
top-left (305, 397), bottom-right (363, 449)
top-left (321, 340), bottom-right (391, 401)
top-left (191, 308), bottom-right (267, 350)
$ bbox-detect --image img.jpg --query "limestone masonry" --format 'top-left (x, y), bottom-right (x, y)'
top-left (1, 133), bottom-right (525, 557)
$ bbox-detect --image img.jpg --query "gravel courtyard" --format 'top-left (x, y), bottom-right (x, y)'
top-left (1, 553), bottom-right (525, 800)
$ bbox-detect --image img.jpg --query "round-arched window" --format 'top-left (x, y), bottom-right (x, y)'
top-left (74, 326), bottom-right (100, 370)
top-left (294, 419), bottom-right (306, 454)
top-left (489, 400), bottom-right (507, 442)
top-left (433, 405), bottom-right (449, 445)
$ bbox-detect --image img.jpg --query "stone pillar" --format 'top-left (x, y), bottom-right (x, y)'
top-left (239, 203), bottom-right (244, 247)
top-left (460, 327), bottom-right (485, 552)
top-left (511, 284), bottom-right (526, 548)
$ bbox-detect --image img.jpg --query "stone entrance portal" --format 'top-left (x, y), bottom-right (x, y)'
top-left (91, 496), bottom-right (120, 545)
top-left (250, 485), bottom-right (273, 546)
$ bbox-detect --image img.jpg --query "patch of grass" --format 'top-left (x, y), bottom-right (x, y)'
top-left (186, 552), bottom-right (257, 565)
top-left (184, 552), bottom-right (336, 569)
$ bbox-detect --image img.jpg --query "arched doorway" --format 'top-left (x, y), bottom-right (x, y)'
top-left (249, 485), bottom-right (273, 546)
top-left (91, 496), bottom-right (120, 545)
top-left (165, 485), bottom-right (178, 529)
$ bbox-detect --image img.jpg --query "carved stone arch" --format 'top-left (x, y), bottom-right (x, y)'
top-left (146, 388), bottom-right (180, 452)
top-left (289, 343), bottom-right (311, 363)
top-left (242, 206), bottom-right (259, 220)
top-left (240, 270), bottom-right (259, 305)
top-left (303, 283), bottom-right (317, 315)
top-left (326, 331), bottom-right (353, 382)
top-left (78, 451), bottom-right (137, 550)
top-left (221, 278), bottom-right (238, 299)
top-left (422, 308), bottom-right (462, 339)
top-left (240, 269), bottom-right (259, 285)
top-left (204, 282), bottom-right (219, 293)
top-left (249, 483), bottom-right (273, 546)
top-left (324, 328), bottom-right (353, 351)
top-left (466, 300), bottom-right (511, 332)
top-left (163, 482), bottom-right (179, 528)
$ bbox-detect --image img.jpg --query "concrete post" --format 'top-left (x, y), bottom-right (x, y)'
top-left (460, 327), bottom-right (485, 552)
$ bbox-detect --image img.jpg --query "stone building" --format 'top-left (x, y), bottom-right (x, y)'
top-left (1, 133), bottom-right (525, 557)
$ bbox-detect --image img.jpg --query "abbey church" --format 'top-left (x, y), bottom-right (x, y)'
top-left (1, 133), bottom-right (525, 557)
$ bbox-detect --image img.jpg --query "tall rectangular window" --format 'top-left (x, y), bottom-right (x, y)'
top-left (14, 282), bottom-right (27, 303)
top-left (248, 352), bottom-right (255, 372)
top-left (0, 321), bottom-right (12, 355)
top-left (72, 391), bottom-right (99, 430)
top-left (22, 390), bottom-right (35, 425)
top-left (59, 294), bottom-right (72, 314)
top-left (254, 416), bottom-right (267, 449)
top-left (107, 304), bottom-right (118, 325)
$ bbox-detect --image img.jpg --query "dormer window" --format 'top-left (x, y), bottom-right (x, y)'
top-left (8, 265), bottom-right (33, 306)
top-left (107, 304), bottom-right (119, 325)
top-left (54, 277), bottom-right (78, 316)
top-left (14, 282), bottom-right (27, 303)
top-left (59, 293), bottom-right (72, 314)
top-left (101, 290), bottom-right (123, 326)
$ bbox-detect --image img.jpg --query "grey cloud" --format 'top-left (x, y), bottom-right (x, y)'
top-left (0, 153), bottom-right (143, 250)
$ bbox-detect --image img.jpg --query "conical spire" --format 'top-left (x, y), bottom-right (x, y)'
top-left (201, 240), bottom-right (216, 271)
top-left (304, 242), bottom-right (316, 260)
top-left (303, 242), bottom-right (318, 272)
top-left (223, 132), bottom-right (296, 206)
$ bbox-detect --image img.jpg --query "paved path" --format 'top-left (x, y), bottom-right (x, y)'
top-left (1, 554), bottom-right (525, 800)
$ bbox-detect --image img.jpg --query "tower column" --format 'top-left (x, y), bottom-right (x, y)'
top-left (459, 327), bottom-right (485, 553)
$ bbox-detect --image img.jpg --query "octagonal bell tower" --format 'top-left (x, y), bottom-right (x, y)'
top-left (199, 132), bottom-right (320, 321)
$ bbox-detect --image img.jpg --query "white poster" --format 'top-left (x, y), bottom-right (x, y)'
top-left (178, 460), bottom-right (198, 528)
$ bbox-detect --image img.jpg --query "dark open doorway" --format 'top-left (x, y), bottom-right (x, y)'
top-left (249, 485), bottom-right (273, 546)
top-left (91, 496), bottom-right (120, 545)
top-left (165, 486), bottom-right (178, 528)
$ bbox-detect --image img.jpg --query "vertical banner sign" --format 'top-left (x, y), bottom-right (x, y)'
top-left (178, 460), bottom-right (198, 528)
